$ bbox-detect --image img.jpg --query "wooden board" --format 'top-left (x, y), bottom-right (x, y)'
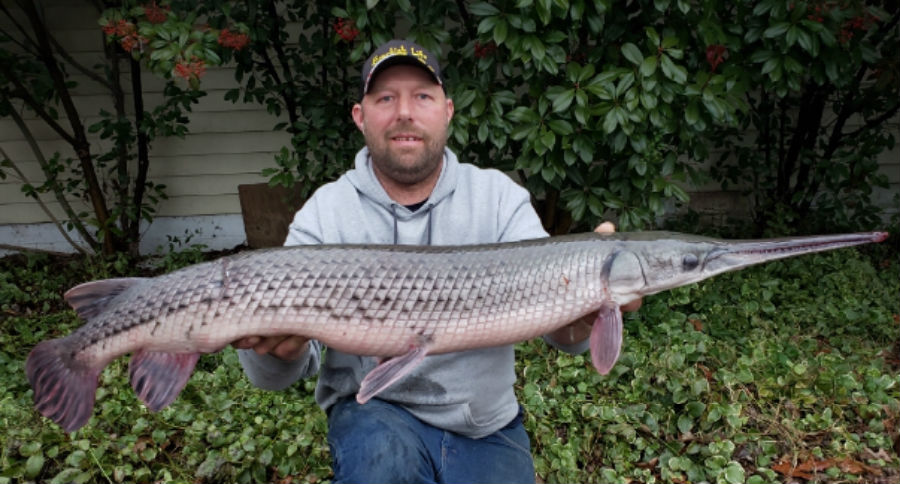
top-left (237, 183), bottom-right (305, 248)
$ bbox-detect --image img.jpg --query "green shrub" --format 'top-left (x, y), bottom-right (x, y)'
top-left (98, 1), bottom-right (898, 236)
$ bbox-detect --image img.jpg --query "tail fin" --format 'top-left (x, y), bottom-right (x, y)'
top-left (25, 339), bottom-right (101, 432)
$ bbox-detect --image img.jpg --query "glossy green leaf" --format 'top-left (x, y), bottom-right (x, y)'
top-left (603, 109), bottom-right (618, 133)
top-left (640, 55), bottom-right (658, 77)
top-left (659, 54), bottom-right (683, 83)
top-left (25, 455), bottom-right (45, 479)
top-left (494, 19), bottom-right (508, 44)
top-left (548, 88), bottom-right (575, 113)
top-left (645, 26), bottom-right (660, 46)
top-left (477, 16), bottom-right (497, 34)
top-left (724, 462), bottom-right (745, 484)
top-left (468, 2), bottom-right (501, 15)
top-left (763, 21), bottom-right (790, 38)
top-left (547, 119), bottom-right (574, 135)
top-left (621, 43), bottom-right (643, 66)
top-left (640, 91), bottom-right (658, 109)
top-left (454, 90), bottom-right (477, 110)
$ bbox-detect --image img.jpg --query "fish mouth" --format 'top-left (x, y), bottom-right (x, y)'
top-left (704, 231), bottom-right (888, 273)
top-left (724, 232), bottom-right (887, 255)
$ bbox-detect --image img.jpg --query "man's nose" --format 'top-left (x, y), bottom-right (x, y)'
top-left (396, 94), bottom-right (413, 120)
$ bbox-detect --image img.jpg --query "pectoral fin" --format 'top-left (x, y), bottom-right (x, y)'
top-left (590, 302), bottom-right (623, 375)
top-left (357, 339), bottom-right (431, 404)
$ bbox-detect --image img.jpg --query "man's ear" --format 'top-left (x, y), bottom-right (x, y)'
top-left (445, 98), bottom-right (454, 124)
top-left (351, 103), bottom-right (365, 133)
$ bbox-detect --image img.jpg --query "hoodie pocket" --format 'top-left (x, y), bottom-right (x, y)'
top-left (462, 401), bottom-right (519, 437)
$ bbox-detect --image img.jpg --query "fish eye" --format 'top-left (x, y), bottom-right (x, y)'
top-left (682, 254), bottom-right (699, 271)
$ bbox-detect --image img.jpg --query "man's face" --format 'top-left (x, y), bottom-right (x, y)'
top-left (352, 64), bottom-right (454, 186)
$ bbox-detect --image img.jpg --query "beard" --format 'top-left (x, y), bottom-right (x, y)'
top-left (364, 121), bottom-right (447, 185)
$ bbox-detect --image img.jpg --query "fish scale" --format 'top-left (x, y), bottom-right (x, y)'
top-left (25, 230), bottom-right (887, 432)
top-left (183, 240), bottom-right (553, 352)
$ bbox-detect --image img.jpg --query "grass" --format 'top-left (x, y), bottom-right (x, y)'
top-left (0, 242), bottom-right (897, 483)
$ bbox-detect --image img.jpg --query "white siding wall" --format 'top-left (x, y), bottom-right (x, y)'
top-left (0, 0), bottom-right (290, 252)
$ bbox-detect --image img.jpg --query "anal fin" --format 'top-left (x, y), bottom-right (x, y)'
top-left (357, 339), bottom-right (431, 404)
top-left (130, 351), bottom-right (200, 412)
top-left (590, 301), bottom-right (624, 375)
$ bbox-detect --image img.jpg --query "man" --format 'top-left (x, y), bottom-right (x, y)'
top-left (233, 40), bottom-right (639, 483)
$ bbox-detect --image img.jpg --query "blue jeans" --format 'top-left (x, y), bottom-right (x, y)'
top-left (326, 397), bottom-right (536, 484)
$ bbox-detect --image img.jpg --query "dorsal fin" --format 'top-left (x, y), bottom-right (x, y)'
top-left (64, 278), bottom-right (147, 320)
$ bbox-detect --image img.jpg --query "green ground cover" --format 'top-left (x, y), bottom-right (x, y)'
top-left (1, 243), bottom-right (897, 483)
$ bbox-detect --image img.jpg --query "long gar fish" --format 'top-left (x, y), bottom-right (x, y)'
top-left (26, 231), bottom-right (888, 432)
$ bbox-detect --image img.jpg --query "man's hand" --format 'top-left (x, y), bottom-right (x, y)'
top-left (232, 335), bottom-right (310, 361)
top-left (547, 222), bottom-right (642, 346)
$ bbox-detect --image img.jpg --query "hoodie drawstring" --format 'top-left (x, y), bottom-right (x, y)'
top-left (391, 204), bottom-right (400, 245)
top-left (389, 203), bottom-right (435, 245)
top-left (424, 203), bottom-right (434, 245)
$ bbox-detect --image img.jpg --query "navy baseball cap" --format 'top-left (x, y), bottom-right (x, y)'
top-left (360, 40), bottom-right (444, 97)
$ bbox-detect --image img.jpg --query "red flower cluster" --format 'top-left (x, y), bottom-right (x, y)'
top-left (102, 19), bottom-right (134, 36)
top-left (102, 19), bottom-right (145, 52)
top-left (174, 57), bottom-right (206, 80)
top-left (119, 35), bottom-right (141, 52)
top-left (474, 41), bottom-right (497, 59)
top-left (143, 1), bottom-right (169, 24)
top-left (839, 27), bottom-right (854, 43)
top-left (706, 44), bottom-right (727, 72)
top-left (796, 1), bottom-right (832, 22)
top-left (807, 5), bottom-right (825, 22)
top-left (840, 14), bottom-right (878, 43)
top-left (333, 18), bottom-right (359, 42)
top-left (218, 28), bottom-right (250, 50)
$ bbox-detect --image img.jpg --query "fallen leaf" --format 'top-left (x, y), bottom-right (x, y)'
top-left (133, 436), bottom-right (152, 452)
top-left (836, 457), bottom-right (882, 476)
top-left (772, 461), bottom-right (812, 480)
top-left (689, 318), bottom-right (703, 331)
top-left (815, 337), bottom-right (832, 355)
top-left (772, 456), bottom-right (883, 480)
top-left (773, 458), bottom-right (834, 480)
top-left (861, 447), bottom-right (892, 462)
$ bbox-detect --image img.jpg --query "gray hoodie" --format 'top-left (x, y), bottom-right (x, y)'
top-left (238, 147), bottom-right (589, 438)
